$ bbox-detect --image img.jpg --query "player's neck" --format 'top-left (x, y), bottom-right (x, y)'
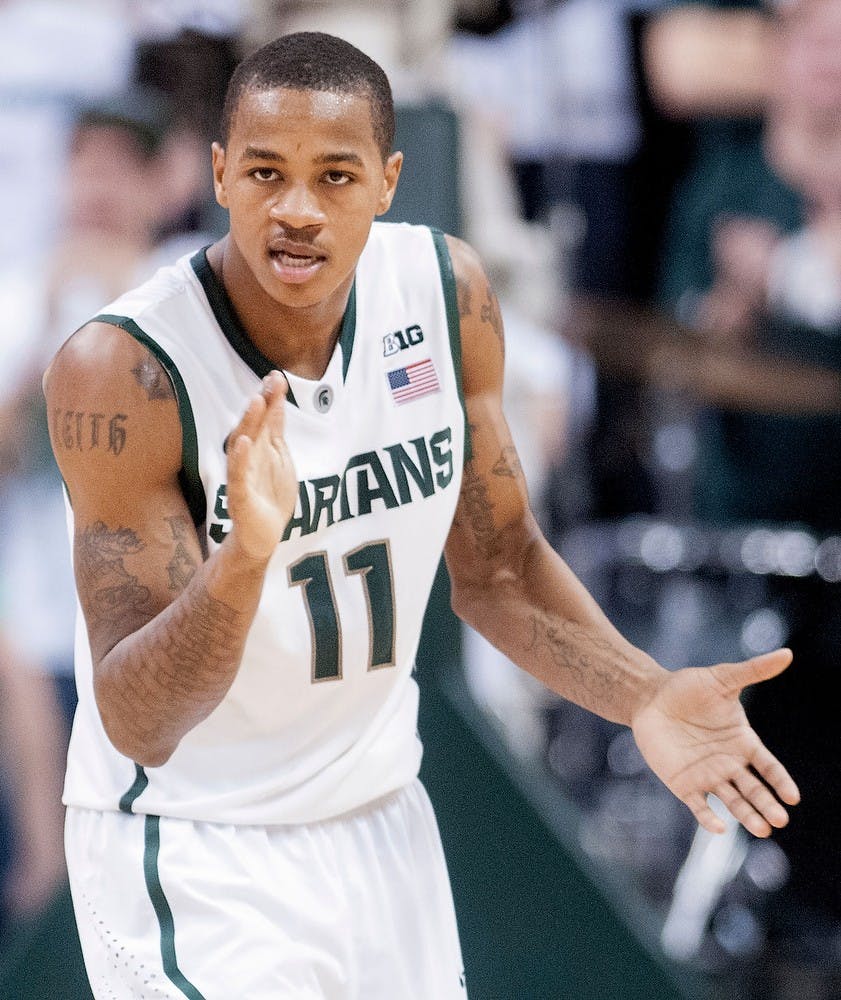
top-left (207, 240), bottom-right (349, 380)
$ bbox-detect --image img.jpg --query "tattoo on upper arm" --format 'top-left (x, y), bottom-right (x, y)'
top-left (52, 409), bottom-right (127, 455)
top-left (492, 446), bottom-right (523, 479)
top-left (460, 462), bottom-right (498, 559)
top-left (132, 356), bottom-right (175, 401)
top-left (165, 516), bottom-right (198, 591)
top-left (480, 287), bottom-right (504, 357)
top-left (456, 273), bottom-right (472, 319)
top-left (77, 521), bottom-right (152, 619)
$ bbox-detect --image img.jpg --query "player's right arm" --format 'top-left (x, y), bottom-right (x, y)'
top-left (44, 322), bottom-right (295, 767)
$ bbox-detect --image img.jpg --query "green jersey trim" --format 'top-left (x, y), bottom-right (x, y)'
top-left (189, 248), bottom-right (358, 404)
top-left (144, 815), bottom-right (207, 1000)
top-left (93, 314), bottom-right (206, 529)
top-left (118, 763), bottom-right (149, 813)
top-left (430, 229), bottom-right (471, 461)
top-left (338, 280), bottom-right (357, 382)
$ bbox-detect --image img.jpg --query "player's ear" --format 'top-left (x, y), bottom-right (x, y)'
top-left (211, 142), bottom-right (229, 209)
top-left (376, 151), bottom-right (403, 216)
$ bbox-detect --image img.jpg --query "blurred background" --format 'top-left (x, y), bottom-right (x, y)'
top-left (2, 1), bottom-right (841, 997)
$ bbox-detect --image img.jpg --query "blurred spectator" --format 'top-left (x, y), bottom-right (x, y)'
top-left (0, 0), bottom-right (133, 269)
top-left (645, 0), bottom-right (841, 975)
top-left (0, 631), bottom-right (66, 936)
top-left (133, 21), bottom-right (241, 247)
top-left (244, 0), bottom-right (455, 99)
top-left (449, 1), bottom-right (700, 527)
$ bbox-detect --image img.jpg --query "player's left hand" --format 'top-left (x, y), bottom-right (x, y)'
top-left (631, 648), bottom-right (800, 837)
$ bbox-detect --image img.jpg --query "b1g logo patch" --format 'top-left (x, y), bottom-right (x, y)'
top-left (383, 324), bottom-right (424, 356)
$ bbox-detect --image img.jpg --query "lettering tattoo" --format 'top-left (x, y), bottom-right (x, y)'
top-left (165, 516), bottom-right (198, 591)
top-left (480, 287), bottom-right (505, 358)
top-left (131, 356), bottom-right (175, 401)
top-left (460, 462), bottom-right (498, 559)
top-left (53, 409), bottom-right (127, 455)
top-left (492, 446), bottom-right (523, 479)
top-left (77, 521), bottom-right (151, 622)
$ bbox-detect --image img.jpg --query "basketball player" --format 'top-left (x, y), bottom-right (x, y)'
top-left (44, 32), bottom-right (799, 999)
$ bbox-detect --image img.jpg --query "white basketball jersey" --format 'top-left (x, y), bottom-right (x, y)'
top-left (63, 222), bottom-right (468, 825)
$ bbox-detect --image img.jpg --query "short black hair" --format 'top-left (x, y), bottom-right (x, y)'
top-left (220, 32), bottom-right (395, 160)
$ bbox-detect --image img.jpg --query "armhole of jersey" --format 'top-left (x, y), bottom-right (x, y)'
top-left (430, 229), bottom-right (472, 463)
top-left (94, 313), bottom-right (207, 530)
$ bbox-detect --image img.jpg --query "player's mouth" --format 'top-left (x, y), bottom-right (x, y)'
top-left (268, 240), bottom-right (327, 284)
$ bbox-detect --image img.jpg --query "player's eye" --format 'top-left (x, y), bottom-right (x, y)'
top-left (251, 168), bottom-right (279, 182)
top-left (324, 171), bottom-right (351, 186)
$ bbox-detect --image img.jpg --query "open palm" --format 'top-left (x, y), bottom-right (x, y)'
top-left (226, 372), bottom-right (298, 562)
top-left (632, 649), bottom-right (800, 837)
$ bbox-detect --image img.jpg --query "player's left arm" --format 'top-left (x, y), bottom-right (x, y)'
top-left (443, 234), bottom-right (800, 837)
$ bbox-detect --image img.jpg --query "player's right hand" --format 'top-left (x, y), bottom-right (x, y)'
top-left (225, 371), bottom-right (297, 562)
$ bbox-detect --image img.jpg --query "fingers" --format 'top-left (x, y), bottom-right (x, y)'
top-left (227, 371), bottom-right (288, 458)
top-left (262, 371), bottom-right (288, 446)
top-left (229, 389), bottom-right (267, 449)
top-left (713, 647), bottom-right (793, 694)
top-left (687, 777), bottom-right (789, 839)
top-left (684, 792), bottom-right (727, 836)
top-left (712, 783), bottom-right (773, 839)
top-left (751, 743), bottom-right (801, 806)
top-left (226, 428), bottom-right (254, 490)
top-left (686, 749), bottom-right (798, 838)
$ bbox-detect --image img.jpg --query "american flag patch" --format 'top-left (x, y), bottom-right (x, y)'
top-left (386, 358), bottom-right (440, 404)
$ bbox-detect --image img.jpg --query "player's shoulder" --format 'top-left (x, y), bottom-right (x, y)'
top-left (441, 232), bottom-right (485, 284)
top-left (103, 248), bottom-right (201, 324)
top-left (43, 315), bottom-right (181, 498)
top-left (46, 320), bottom-right (136, 387)
top-left (367, 222), bottom-right (486, 283)
top-left (43, 318), bottom-right (175, 418)
top-left (43, 251), bottom-right (200, 400)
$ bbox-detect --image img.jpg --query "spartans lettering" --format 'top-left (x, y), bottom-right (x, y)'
top-left (209, 427), bottom-right (454, 543)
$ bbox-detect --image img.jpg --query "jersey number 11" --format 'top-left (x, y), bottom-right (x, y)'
top-left (288, 540), bottom-right (396, 682)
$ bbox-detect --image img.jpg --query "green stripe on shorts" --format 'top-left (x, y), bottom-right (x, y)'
top-left (143, 815), bottom-right (206, 1000)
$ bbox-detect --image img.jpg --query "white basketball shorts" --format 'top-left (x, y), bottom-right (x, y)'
top-left (65, 780), bottom-right (468, 999)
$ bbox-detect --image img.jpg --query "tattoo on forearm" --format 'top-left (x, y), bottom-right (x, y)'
top-left (154, 585), bottom-right (241, 682)
top-left (165, 516), bottom-right (198, 591)
top-left (461, 463), bottom-right (498, 559)
top-left (79, 517), bottom-right (250, 754)
top-left (131, 356), bottom-right (175, 401)
top-left (53, 409), bottom-right (127, 454)
top-left (78, 521), bottom-right (151, 620)
top-left (480, 287), bottom-right (504, 357)
top-left (525, 612), bottom-right (631, 710)
top-left (456, 273), bottom-right (472, 319)
top-left (111, 583), bottom-right (245, 746)
top-left (492, 446), bottom-right (522, 479)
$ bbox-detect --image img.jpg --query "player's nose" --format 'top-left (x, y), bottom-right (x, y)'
top-left (269, 183), bottom-right (326, 229)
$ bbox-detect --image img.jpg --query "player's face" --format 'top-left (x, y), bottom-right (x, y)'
top-left (212, 86), bottom-right (401, 310)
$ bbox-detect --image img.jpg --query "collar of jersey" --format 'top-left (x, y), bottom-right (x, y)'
top-left (190, 246), bottom-right (357, 408)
